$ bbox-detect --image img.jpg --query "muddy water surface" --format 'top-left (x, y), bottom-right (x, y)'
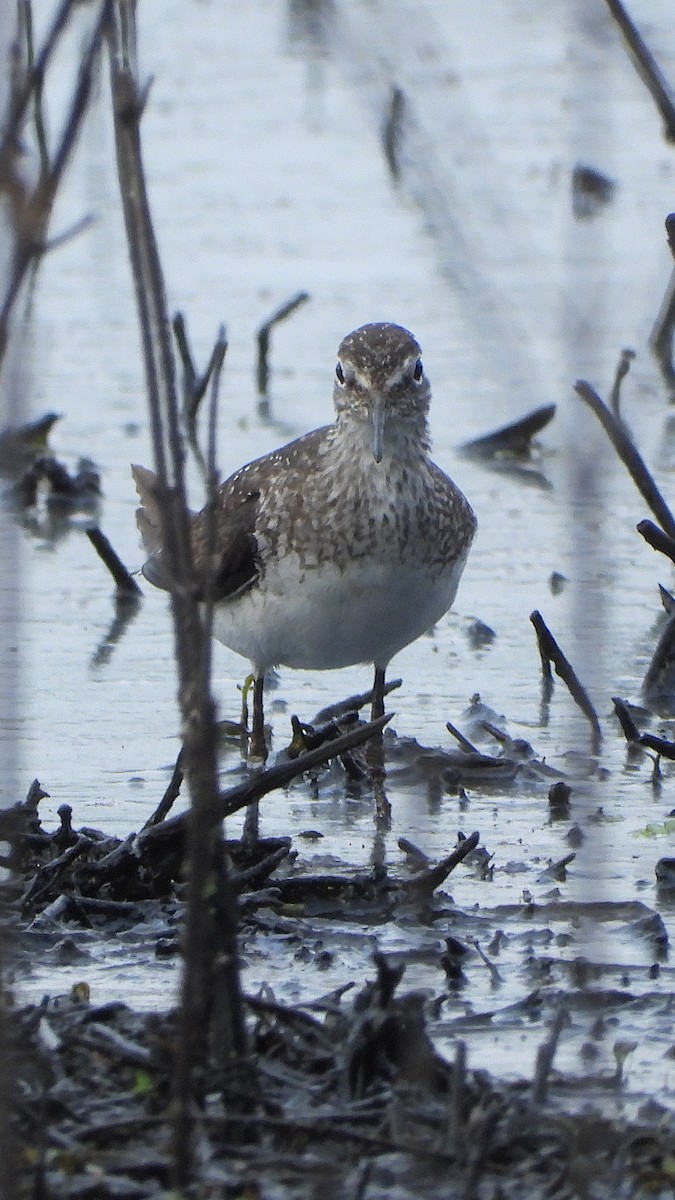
top-left (7, 0), bottom-right (675, 1112)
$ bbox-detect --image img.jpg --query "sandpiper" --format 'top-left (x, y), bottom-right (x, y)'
top-left (133, 322), bottom-right (476, 758)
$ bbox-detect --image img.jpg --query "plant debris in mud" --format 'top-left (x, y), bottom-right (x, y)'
top-left (8, 953), bottom-right (675, 1200)
top-left (4, 760), bottom-right (675, 1199)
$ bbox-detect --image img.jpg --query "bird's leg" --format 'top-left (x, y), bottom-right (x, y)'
top-left (249, 672), bottom-right (267, 761)
top-left (240, 672), bottom-right (254, 731)
top-left (368, 666), bottom-right (390, 824)
top-left (370, 666), bottom-right (386, 722)
top-left (243, 672), bottom-right (266, 843)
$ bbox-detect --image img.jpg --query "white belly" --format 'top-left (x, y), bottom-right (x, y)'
top-left (210, 552), bottom-right (468, 673)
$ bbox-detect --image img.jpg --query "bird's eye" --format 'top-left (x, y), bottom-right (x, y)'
top-left (335, 362), bottom-right (345, 385)
top-left (413, 358), bottom-right (424, 382)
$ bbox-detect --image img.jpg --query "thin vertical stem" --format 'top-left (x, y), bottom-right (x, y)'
top-left (108, 2), bottom-right (246, 1188)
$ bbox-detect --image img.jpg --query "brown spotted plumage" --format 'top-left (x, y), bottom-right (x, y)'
top-left (133, 322), bottom-right (476, 758)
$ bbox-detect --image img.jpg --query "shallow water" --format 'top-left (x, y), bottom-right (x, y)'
top-left (6, 0), bottom-right (675, 1107)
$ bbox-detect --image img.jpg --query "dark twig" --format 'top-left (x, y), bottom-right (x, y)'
top-left (611, 697), bottom-right (641, 744)
top-left (313, 678), bottom-right (401, 723)
top-left (530, 611), bottom-right (602, 753)
top-left (642, 614), bottom-right (675, 711)
top-left (458, 403), bottom-right (556, 461)
top-left (574, 380), bottom-right (675, 541)
top-left (609, 348), bottom-right (635, 418)
top-left (604, 0), bottom-right (675, 142)
top-left (640, 732), bottom-right (675, 760)
top-left (144, 753), bottom-right (184, 828)
top-left (256, 290), bottom-right (310, 400)
top-left (659, 584), bottom-right (675, 614)
top-left (637, 518), bottom-right (675, 565)
top-left (445, 720), bottom-right (480, 755)
top-left (86, 527), bottom-right (142, 596)
top-left (402, 830), bottom-right (480, 896)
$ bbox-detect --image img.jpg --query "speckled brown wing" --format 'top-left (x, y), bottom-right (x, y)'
top-left (133, 427), bottom-right (332, 602)
top-left (191, 484), bottom-right (260, 602)
top-left (196, 426), bottom-right (332, 599)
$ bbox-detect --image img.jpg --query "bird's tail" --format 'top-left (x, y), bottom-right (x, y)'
top-left (131, 464), bottom-right (171, 590)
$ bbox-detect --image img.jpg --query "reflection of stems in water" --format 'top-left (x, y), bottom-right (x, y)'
top-left (90, 592), bottom-right (142, 669)
top-left (530, 610), bottom-right (602, 754)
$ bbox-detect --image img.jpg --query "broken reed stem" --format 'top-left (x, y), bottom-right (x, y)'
top-left (574, 380), bottom-right (675, 542)
top-left (603, 0), bottom-right (675, 142)
top-left (445, 720), bottom-right (479, 754)
top-left (637, 518), bottom-right (675, 565)
top-left (640, 732), bottom-right (675, 760)
top-left (108, 3), bottom-right (245, 1188)
top-left (256, 290), bottom-right (310, 397)
top-left (530, 611), bottom-right (602, 753)
top-left (611, 697), bottom-right (640, 744)
top-left (143, 752), bottom-right (184, 828)
top-left (86, 527), bottom-right (142, 596)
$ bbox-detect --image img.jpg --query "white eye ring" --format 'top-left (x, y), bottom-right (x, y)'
top-left (335, 362), bottom-right (346, 385)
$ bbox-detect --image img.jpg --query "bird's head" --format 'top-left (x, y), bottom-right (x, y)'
top-left (333, 322), bottom-right (431, 462)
